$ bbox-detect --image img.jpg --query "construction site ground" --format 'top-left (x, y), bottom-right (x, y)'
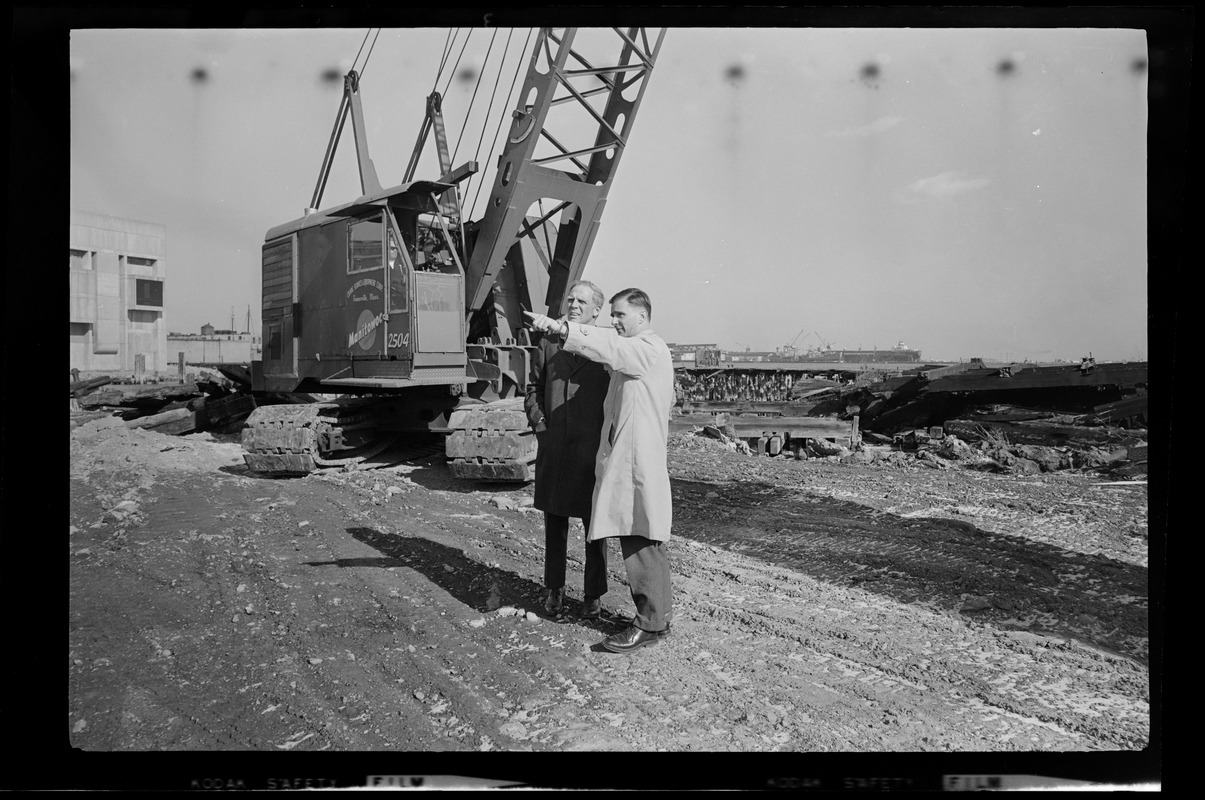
top-left (62, 410), bottom-right (1158, 787)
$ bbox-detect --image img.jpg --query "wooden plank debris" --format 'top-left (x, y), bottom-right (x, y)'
top-left (70, 376), bottom-right (113, 398)
top-left (1080, 394), bottom-right (1148, 424)
top-left (942, 419), bottom-right (1132, 448)
top-left (125, 407), bottom-right (195, 433)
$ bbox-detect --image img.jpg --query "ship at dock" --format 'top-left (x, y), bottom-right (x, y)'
top-left (775, 340), bottom-right (922, 364)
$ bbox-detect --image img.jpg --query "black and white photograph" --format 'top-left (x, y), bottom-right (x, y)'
top-left (21, 5), bottom-right (1179, 792)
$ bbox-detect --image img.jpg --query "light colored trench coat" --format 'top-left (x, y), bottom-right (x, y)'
top-left (562, 323), bottom-right (674, 542)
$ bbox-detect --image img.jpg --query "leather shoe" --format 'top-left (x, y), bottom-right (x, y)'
top-left (580, 596), bottom-right (602, 619)
top-left (543, 587), bottom-right (565, 616)
top-left (600, 625), bottom-right (662, 653)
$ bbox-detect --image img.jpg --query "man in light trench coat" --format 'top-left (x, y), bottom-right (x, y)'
top-left (524, 280), bottom-right (611, 619)
top-left (525, 288), bottom-right (675, 653)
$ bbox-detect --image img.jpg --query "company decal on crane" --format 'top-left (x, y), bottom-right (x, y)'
top-left (347, 277), bottom-right (383, 304)
top-left (349, 310), bottom-right (384, 350)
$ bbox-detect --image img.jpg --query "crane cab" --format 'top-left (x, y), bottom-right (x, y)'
top-left (255, 181), bottom-right (469, 395)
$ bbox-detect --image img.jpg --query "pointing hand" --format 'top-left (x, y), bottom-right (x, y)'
top-left (523, 311), bottom-right (568, 336)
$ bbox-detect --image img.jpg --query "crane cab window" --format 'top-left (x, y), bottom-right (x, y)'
top-left (348, 216), bottom-right (384, 274)
top-left (412, 215), bottom-right (459, 274)
top-left (386, 231), bottom-right (408, 313)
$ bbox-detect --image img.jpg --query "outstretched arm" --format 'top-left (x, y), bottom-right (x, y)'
top-left (562, 323), bottom-right (659, 378)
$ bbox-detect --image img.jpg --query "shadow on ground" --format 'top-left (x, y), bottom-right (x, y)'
top-left (306, 527), bottom-right (624, 637)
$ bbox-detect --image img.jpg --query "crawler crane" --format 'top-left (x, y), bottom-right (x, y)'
top-left (241, 27), bottom-right (666, 480)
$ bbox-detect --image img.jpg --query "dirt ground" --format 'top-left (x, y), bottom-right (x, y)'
top-left (60, 408), bottom-right (1160, 789)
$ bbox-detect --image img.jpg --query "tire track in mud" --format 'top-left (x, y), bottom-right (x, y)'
top-left (671, 480), bottom-right (1148, 664)
top-left (663, 505), bottom-right (1149, 750)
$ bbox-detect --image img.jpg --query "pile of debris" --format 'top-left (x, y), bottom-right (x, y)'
top-left (867, 424), bottom-right (1148, 479)
top-left (839, 358), bottom-right (1147, 433)
top-left (70, 367), bottom-right (257, 436)
top-left (673, 357), bottom-right (1149, 479)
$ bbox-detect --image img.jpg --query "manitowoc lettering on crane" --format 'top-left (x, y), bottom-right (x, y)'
top-left (348, 312), bottom-right (384, 349)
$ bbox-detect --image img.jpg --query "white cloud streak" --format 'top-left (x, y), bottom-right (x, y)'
top-left (905, 170), bottom-right (992, 199)
top-left (827, 115), bottom-right (903, 138)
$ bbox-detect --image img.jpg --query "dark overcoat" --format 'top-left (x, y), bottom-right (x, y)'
top-left (524, 334), bottom-right (610, 518)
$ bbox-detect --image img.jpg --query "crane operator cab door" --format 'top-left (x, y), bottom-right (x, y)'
top-left (394, 209), bottom-right (466, 383)
top-left (345, 216), bottom-right (401, 364)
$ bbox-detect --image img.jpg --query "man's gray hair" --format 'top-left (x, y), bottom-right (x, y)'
top-left (567, 280), bottom-right (605, 311)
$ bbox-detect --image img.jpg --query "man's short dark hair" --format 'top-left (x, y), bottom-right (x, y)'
top-left (610, 287), bottom-right (652, 320)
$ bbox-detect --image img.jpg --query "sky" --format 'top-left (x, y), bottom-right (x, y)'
top-left (69, 22), bottom-right (1152, 363)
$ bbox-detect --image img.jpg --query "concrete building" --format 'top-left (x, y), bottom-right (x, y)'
top-left (69, 210), bottom-right (167, 378)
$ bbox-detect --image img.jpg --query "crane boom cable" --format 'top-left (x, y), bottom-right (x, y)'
top-left (431, 28), bottom-right (458, 93)
top-left (440, 29), bottom-right (473, 99)
top-left (461, 27), bottom-right (515, 214)
top-left (357, 28), bottom-right (382, 80)
top-left (350, 28), bottom-right (372, 73)
top-left (468, 27), bottom-right (533, 220)
top-left (450, 27), bottom-right (500, 168)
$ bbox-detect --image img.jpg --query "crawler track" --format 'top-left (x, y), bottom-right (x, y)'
top-left (241, 401), bottom-right (389, 474)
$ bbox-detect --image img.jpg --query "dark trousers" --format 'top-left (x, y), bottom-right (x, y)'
top-left (544, 512), bottom-right (608, 598)
top-left (619, 536), bottom-right (673, 632)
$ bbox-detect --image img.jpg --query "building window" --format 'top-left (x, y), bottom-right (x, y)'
top-left (128, 256), bottom-right (157, 267)
top-left (348, 216), bottom-right (384, 274)
top-left (70, 249), bottom-right (91, 270)
top-left (135, 279), bottom-right (164, 307)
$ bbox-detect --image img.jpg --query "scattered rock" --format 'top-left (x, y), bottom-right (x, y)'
top-left (807, 438), bottom-right (849, 458)
top-left (915, 450), bottom-right (953, 469)
top-left (524, 611), bottom-right (540, 622)
top-left (105, 500), bottom-right (140, 522)
top-left (499, 721), bottom-right (528, 739)
top-left (932, 434), bottom-right (977, 461)
top-left (469, 618), bottom-right (486, 628)
top-left (991, 597), bottom-right (1017, 612)
top-left (1011, 444), bottom-right (1067, 473)
top-left (959, 596), bottom-right (992, 613)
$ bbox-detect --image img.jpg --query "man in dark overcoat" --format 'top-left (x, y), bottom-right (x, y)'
top-left (524, 280), bottom-right (611, 618)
